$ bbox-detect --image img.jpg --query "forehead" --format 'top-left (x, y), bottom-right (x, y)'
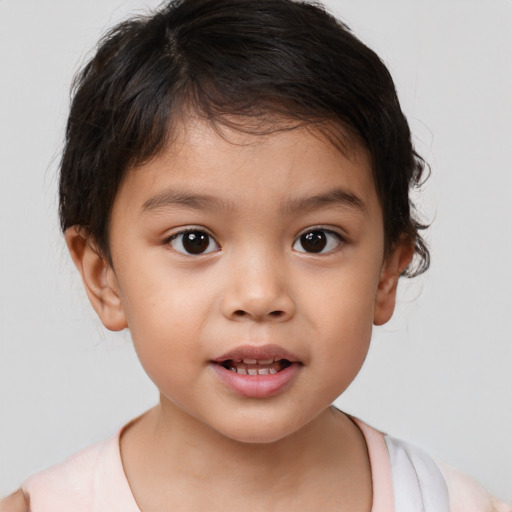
top-left (115, 118), bottom-right (379, 220)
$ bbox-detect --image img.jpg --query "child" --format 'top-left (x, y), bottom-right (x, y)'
top-left (1, 0), bottom-right (510, 510)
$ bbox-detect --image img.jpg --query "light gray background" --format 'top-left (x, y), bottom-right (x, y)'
top-left (1, 0), bottom-right (511, 503)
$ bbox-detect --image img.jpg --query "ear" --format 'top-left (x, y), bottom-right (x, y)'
top-left (65, 227), bottom-right (127, 331)
top-left (373, 239), bottom-right (414, 326)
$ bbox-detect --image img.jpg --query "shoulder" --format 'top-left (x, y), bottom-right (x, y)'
top-left (437, 461), bottom-right (512, 512)
top-left (0, 490), bottom-right (29, 512)
top-left (384, 434), bottom-right (512, 512)
top-left (21, 433), bottom-right (121, 512)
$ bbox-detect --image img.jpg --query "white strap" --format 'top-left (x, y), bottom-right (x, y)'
top-left (385, 436), bottom-right (450, 512)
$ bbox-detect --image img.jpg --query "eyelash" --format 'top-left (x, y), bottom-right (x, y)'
top-left (165, 227), bottom-right (345, 256)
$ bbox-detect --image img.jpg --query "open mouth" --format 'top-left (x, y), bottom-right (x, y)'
top-left (220, 358), bottom-right (293, 375)
top-left (212, 346), bottom-right (302, 397)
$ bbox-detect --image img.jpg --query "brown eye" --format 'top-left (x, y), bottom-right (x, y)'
top-left (300, 231), bottom-right (326, 252)
top-left (293, 229), bottom-right (342, 254)
top-left (169, 230), bottom-right (219, 255)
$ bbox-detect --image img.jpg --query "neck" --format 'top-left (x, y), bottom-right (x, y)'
top-left (120, 400), bottom-right (372, 511)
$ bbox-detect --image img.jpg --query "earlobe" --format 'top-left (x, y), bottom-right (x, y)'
top-left (65, 227), bottom-right (127, 331)
top-left (373, 240), bottom-right (414, 326)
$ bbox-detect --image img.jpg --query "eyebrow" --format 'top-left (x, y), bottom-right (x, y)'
top-left (281, 188), bottom-right (367, 216)
top-left (141, 187), bottom-right (367, 216)
top-left (141, 190), bottom-right (235, 214)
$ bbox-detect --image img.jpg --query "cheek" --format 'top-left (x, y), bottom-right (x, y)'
top-left (302, 264), bottom-right (380, 333)
top-left (118, 270), bottom-right (214, 375)
top-left (299, 264), bottom-right (379, 382)
top-left (308, 306), bottom-right (373, 405)
top-left (120, 257), bottom-right (213, 329)
top-left (126, 299), bottom-right (205, 400)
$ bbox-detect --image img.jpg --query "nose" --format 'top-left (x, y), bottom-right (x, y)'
top-left (220, 251), bottom-right (296, 323)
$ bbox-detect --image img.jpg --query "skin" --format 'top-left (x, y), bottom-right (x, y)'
top-left (0, 490), bottom-right (29, 512)
top-left (16, 120), bottom-right (411, 512)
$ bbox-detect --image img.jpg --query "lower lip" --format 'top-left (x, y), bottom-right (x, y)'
top-left (211, 363), bottom-right (301, 398)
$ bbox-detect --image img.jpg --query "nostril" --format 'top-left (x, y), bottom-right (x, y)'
top-left (232, 309), bottom-right (284, 318)
top-left (230, 308), bottom-right (290, 320)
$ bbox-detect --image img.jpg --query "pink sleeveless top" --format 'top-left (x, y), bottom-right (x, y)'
top-left (22, 418), bottom-right (510, 512)
top-left (23, 419), bottom-right (393, 511)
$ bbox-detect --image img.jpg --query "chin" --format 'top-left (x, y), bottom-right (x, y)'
top-left (224, 429), bottom-right (294, 445)
top-left (211, 413), bottom-right (306, 445)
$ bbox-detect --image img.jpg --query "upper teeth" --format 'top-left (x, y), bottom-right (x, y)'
top-left (242, 358), bottom-right (274, 364)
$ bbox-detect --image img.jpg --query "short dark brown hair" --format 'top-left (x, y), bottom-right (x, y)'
top-left (59, 0), bottom-right (429, 276)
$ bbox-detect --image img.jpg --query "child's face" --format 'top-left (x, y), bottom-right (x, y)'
top-left (71, 119), bottom-right (409, 443)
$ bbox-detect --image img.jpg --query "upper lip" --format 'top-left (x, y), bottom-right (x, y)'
top-left (213, 344), bottom-right (301, 363)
